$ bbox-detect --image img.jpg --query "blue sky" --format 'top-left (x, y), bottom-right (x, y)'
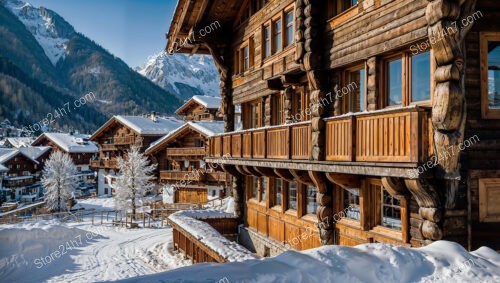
top-left (28, 0), bottom-right (178, 67)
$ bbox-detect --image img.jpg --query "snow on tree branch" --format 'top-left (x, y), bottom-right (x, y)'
top-left (42, 151), bottom-right (78, 212)
top-left (114, 146), bottom-right (157, 219)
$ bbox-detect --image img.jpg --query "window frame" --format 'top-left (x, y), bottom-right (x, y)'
top-left (381, 50), bottom-right (434, 109)
top-left (341, 64), bottom-right (367, 114)
top-left (480, 32), bottom-right (500, 119)
top-left (284, 9), bottom-right (294, 48)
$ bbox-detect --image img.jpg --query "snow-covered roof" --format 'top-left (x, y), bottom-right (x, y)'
top-left (145, 121), bottom-right (225, 154)
top-left (168, 210), bottom-right (255, 262)
top-left (0, 148), bottom-right (38, 165)
top-left (19, 146), bottom-right (51, 161)
top-left (34, 133), bottom-right (98, 153)
top-left (115, 115), bottom-right (183, 135)
top-left (5, 137), bottom-right (34, 148)
top-left (176, 95), bottom-right (221, 115)
top-left (0, 164), bottom-right (8, 172)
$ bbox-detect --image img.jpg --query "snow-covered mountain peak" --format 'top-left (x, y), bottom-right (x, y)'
top-left (135, 52), bottom-right (220, 100)
top-left (3, 0), bottom-right (74, 65)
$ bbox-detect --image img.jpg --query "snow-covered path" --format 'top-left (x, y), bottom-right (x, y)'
top-left (0, 221), bottom-right (191, 283)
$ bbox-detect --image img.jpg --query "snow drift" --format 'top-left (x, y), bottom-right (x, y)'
top-left (121, 241), bottom-right (500, 283)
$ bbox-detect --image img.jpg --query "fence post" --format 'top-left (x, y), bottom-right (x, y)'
top-left (143, 213), bottom-right (145, 228)
top-left (106, 211), bottom-right (109, 222)
top-left (91, 209), bottom-right (94, 225)
top-left (101, 211), bottom-right (103, 224)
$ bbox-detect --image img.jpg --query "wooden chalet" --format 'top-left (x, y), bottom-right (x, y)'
top-left (167, 0), bottom-right (500, 255)
top-left (176, 95), bottom-right (224, 121)
top-left (146, 120), bottom-right (228, 204)
top-left (32, 133), bottom-right (98, 195)
top-left (0, 146), bottom-right (50, 203)
top-left (89, 114), bottom-right (183, 196)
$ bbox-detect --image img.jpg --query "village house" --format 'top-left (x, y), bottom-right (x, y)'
top-left (89, 114), bottom-right (183, 196)
top-left (32, 133), bottom-right (99, 197)
top-left (166, 0), bottom-right (500, 257)
top-left (0, 146), bottom-right (51, 204)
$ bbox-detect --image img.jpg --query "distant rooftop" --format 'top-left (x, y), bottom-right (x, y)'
top-left (34, 133), bottom-right (98, 154)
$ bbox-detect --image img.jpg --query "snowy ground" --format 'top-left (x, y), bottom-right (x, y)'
top-left (122, 241), bottom-right (500, 283)
top-left (0, 220), bottom-right (191, 283)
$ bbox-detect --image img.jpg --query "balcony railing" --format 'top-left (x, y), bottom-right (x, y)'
top-left (89, 159), bottom-right (119, 169)
top-left (166, 147), bottom-right (206, 156)
top-left (208, 106), bottom-right (431, 164)
top-left (113, 136), bottom-right (135, 145)
top-left (160, 171), bottom-right (206, 182)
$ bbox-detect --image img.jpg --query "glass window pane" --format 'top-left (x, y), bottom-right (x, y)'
top-left (381, 189), bottom-right (401, 230)
top-left (387, 58), bottom-right (403, 106)
top-left (243, 46), bottom-right (249, 70)
top-left (261, 177), bottom-right (267, 202)
top-left (288, 181), bottom-right (297, 210)
top-left (275, 179), bottom-right (282, 206)
top-left (250, 176), bottom-right (258, 199)
top-left (306, 185), bottom-right (317, 214)
top-left (411, 51), bottom-right (431, 102)
top-left (264, 26), bottom-right (271, 58)
top-left (488, 41), bottom-right (500, 109)
top-left (285, 12), bottom-right (294, 47)
top-left (347, 68), bottom-right (365, 112)
top-left (343, 189), bottom-right (360, 220)
top-left (274, 20), bottom-right (282, 53)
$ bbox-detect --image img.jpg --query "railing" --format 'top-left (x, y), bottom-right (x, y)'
top-left (205, 172), bottom-right (227, 182)
top-left (113, 136), bottom-right (135, 145)
top-left (160, 171), bottom-right (206, 182)
top-left (101, 144), bottom-right (117, 151)
top-left (207, 107), bottom-right (431, 164)
top-left (89, 159), bottom-right (119, 168)
top-left (166, 147), bottom-right (206, 156)
top-left (3, 177), bottom-right (34, 187)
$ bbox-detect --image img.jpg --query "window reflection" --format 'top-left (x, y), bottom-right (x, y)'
top-left (411, 51), bottom-right (431, 102)
top-left (387, 59), bottom-right (403, 106)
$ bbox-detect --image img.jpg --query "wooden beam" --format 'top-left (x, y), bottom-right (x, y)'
top-left (281, 74), bottom-right (302, 86)
top-left (267, 77), bottom-right (284, 90)
top-left (381, 177), bottom-right (409, 200)
top-left (221, 165), bottom-right (241, 177)
top-left (308, 171), bottom-right (334, 245)
top-left (254, 167), bottom-right (279, 178)
top-left (274, 168), bottom-right (295, 182)
top-left (243, 165), bottom-right (261, 177)
top-left (235, 165), bottom-right (250, 176)
top-left (326, 173), bottom-right (361, 189)
top-left (290, 169), bottom-right (314, 186)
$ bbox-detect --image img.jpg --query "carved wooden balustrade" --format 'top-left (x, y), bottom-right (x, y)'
top-left (208, 107), bottom-right (431, 164)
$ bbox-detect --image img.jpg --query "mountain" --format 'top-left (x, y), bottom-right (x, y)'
top-left (135, 52), bottom-right (220, 101)
top-left (0, 0), bottom-right (182, 133)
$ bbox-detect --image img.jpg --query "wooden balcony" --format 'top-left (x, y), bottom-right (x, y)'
top-left (208, 107), bottom-right (432, 165)
top-left (101, 144), bottom-right (117, 151)
top-left (210, 122), bottom-right (311, 160)
top-left (89, 159), bottom-right (119, 169)
top-left (205, 172), bottom-right (227, 182)
top-left (160, 171), bottom-right (206, 182)
top-left (113, 136), bottom-right (135, 145)
top-left (166, 147), bottom-right (206, 157)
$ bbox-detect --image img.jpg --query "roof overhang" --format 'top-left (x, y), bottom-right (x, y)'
top-left (145, 123), bottom-right (208, 155)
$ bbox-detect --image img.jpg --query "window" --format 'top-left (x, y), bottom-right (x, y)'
top-left (263, 25), bottom-right (271, 58)
top-left (411, 51), bottom-right (431, 102)
top-left (275, 178), bottom-right (282, 206)
top-left (260, 177), bottom-right (267, 202)
top-left (284, 11), bottom-right (294, 47)
top-left (271, 93), bottom-right (284, 125)
top-left (291, 86), bottom-right (310, 121)
top-left (387, 58), bottom-right (403, 106)
top-left (306, 185), bottom-right (317, 215)
top-left (481, 33), bottom-right (500, 119)
top-left (380, 188), bottom-right (402, 230)
top-left (343, 189), bottom-right (360, 220)
top-left (249, 176), bottom-right (259, 199)
top-left (288, 181), bottom-right (298, 210)
top-left (327, 0), bottom-right (358, 19)
top-left (343, 67), bottom-right (365, 113)
top-left (243, 45), bottom-right (249, 71)
top-left (250, 101), bottom-right (262, 128)
top-left (273, 19), bottom-right (282, 54)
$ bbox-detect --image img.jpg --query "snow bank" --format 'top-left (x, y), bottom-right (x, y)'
top-left (0, 220), bottom-right (104, 283)
top-left (122, 241), bottom-right (500, 283)
top-left (168, 210), bottom-right (255, 262)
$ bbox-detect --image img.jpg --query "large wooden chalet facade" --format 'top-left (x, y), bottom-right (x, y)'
top-left (89, 114), bottom-right (183, 196)
top-left (167, 0), bottom-right (500, 255)
top-left (146, 96), bottom-right (229, 204)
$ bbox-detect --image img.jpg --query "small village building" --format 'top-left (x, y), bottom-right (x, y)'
top-left (89, 114), bottom-right (183, 196)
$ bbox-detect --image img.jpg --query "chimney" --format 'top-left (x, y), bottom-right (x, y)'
top-left (150, 112), bottom-right (158, 123)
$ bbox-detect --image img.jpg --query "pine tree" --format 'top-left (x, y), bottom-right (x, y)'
top-left (42, 151), bottom-right (78, 212)
top-left (115, 146), bottom-right (157, 220)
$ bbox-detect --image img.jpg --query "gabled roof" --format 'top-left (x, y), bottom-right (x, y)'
top-left (145, 120), bottom-right (225, 155)
top-left (19, 146), bottom-right (51, 161)
top-left (0, 148), bottom-right (39, 165)
top-left (90, 115), bottom-right (184, 141)
top-left (4, 137), bottom-right (35, 148)
top-left (33, 133), bottom-right (98, 153)
top-left (176, 95), bottom-right (221, 115)
top-left (0, 164), bottom-right (7, 172)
